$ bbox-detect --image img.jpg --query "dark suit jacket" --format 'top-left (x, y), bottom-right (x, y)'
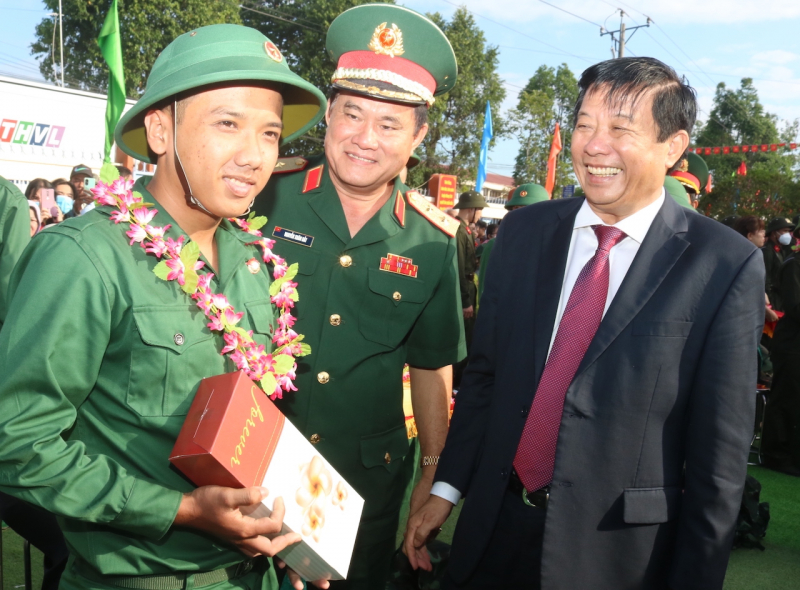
top-left (436, 195), bottom-right (764, 590)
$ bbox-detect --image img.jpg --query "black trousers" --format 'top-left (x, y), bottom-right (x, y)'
top-left (0, 492), bottom-right (69, 590)
top-left (444, 487), bottom-right (546, 589)
top-left (763, 351), bottom-right (800, 470)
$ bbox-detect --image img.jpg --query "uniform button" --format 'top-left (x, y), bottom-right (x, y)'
top-left (339, 255), bottom-right (352, 267)
top-left (310, 434), bottom-right (321, 444)
top-left (317, 371), bottom-right (330, 384)
top-left (392, 291), bottom-right (402, 301)
top-left (329, 314), bottom-right (341, 326)
top-left (174, 333), bottom-right (185, 346)
top-left (521, 405), bottom-right (529, 417)
top-left (500, 469), bottom-right (508, 478)
top-left (384, 452), bottom-right (391, 464)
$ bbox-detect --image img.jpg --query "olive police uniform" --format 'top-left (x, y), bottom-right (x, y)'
top-left (456, 219), bottom-right (478, 311)
top-left (0, 176), bottom-right (30, 328)
top-left (0, 179), bottom-right (279, 588)
top-left (0, 24), bottom-right (326, 590)
top-left (255, 157), bottom-right (465, 587)
top-left (762, 217), bottom-right (795, 312)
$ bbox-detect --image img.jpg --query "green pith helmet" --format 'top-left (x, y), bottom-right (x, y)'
top-left (505, 183), bottom-right (549, 210)
top-left (326, 4), bottom-right (457, 106)
top-left (454, 190), bottom-right (487, 210)
top-left (670, 152), bottom-right (709, 195)
top-left (407, 150), bottom-right (421, 169)
top-left (664, 176), bottom-right (694, 210)
top-left (115, 24), bottom-right (327, 163)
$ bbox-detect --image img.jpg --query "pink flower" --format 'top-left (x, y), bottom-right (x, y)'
top-left (221, 330), bottom-right (247, 354)
top-left (91, 183), bottom-right (117, 206)
top-left (211, 294), bottom-right (230, 310)
top-left (164, 258), bottom-right (185, 283)
top-left (126, 224), bottom-right (148, 245)
top-left (277, 312), bottom-right (296, 331)
top-left (278, 374), bottom-right (298, 393)
top-left (207, 312), bottom-right (224, 332)
top-left (132, 207), bottom-right (156, 226)
top-left (165, 236), bottom-right (184, 257)
top-left (222, 306), bottom-right (244, 327)
top-left (230, 349), bottom-right (249, 371)
top-left (197, 272), bottom-right (214, 291)
top-left (110, 209), bottom-right (131, 224)
top-left (273, 328), bottom-right (298, 347)
top-left (110, 177), bottom-right (134, 196)
top-left (273, 262), bottom-right (288, 279)
top-left (145, 235), bottom-right (167, 258)
top-left (119, 191), bottom-right (141, 209)
top-left (271, 281), bottom-right (297, 309)
top-left (192, 290), bottom-right (214, 313)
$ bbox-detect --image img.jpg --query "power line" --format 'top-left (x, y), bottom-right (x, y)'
top-left (499, 45), bottom-right (595, 62)
top-left (240, 1), bottom-right (322, 29)
top-left (535, 0), bottom-right (602, 28)
top-left (238, 4), bottom-right (325, 33)
top-left (440, 0), bottom-right (593, 63)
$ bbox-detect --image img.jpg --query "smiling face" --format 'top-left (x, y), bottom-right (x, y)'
top-left (145, 84), bottom-right (284, 219)
top-left (571, 87), bottom-right (689, 222)
top-left (324, 92), bottom-right (427, 198)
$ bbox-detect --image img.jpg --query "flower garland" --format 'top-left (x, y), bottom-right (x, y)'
top-left (91, 165), bottom-right (309, 399)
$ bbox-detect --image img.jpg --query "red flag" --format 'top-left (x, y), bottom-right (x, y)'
top-left (713, 147), bottom-right (720, 154)
top-left (791, 143), bottom-right (797, 150)
top-left (545, 123), bottom-right (562, 198)
top-left (733, 146), bottom-right (740, 153)
top-left (737, 161), bottom-right (747, 176)
top-left (723, 146), bottom-right (730, 154)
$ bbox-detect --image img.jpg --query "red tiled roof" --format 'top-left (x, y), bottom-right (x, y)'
top-left (484, 173), bottom-right (515, 187)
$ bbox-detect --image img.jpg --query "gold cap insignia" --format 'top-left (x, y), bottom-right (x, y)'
top-left (369, 22), bottom-right (404, 57)
top-left (678, 158), bottom-right (689, 172)
top-left (520, 190), bottom-right (528, 197)
top-left (264, 41), bottom-right (283, 63)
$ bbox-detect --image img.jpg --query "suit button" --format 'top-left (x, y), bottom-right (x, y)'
top-left (310, 434), bottom-right (321, 444)
top-left (317, 371), bottom-right (330, 384)
top-left (500, 469), bottom-right (508, 478)
top-left (339, 255), bottom-right (352, 267)
top-left (384, 452), bottom-right (391, 464)
top-left (521, 405), bottom-right (529, 417)
top-left (392, 291), bottom-right (402, 301)
top-left (329, 314), bottom-right (341, 326)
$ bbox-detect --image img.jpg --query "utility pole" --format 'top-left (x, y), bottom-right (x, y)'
top-left (58, 0), bottom-right (64, 87)
top-left (600, 10), bottom-right (650, 59)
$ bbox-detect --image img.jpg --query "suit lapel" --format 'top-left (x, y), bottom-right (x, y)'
top-left (574, 195), bottom-right (690, 379)
top-left (532, 199), bottom-right (583, 386)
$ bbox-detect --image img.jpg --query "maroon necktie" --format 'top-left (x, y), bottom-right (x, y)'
top-left (513, 225), bottom-right (627, 492)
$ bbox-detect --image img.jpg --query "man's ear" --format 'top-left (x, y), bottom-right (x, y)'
top-left (666, 130), bottom-right (690, 169)
top-left (412, 123), bottom-right (429, 150)
top-left (143, 108), bottom-right (171, 158)
top-left (325, 98), bottom-right (334, 126)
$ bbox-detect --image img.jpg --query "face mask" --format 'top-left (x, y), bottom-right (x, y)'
top-left (779, 232), bottom-right (792, 246)
top-left (56, 195), bottom-right (74, 215)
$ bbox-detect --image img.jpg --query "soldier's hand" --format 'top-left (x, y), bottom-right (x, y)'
top-left (275, 559), bottom-right (330, 590)
top-left (174, 485), bottom-right (300, 557)
top-left (403, 495), bottom-right (453, 571)
top-left (463, 305), bottom-right (474, 319)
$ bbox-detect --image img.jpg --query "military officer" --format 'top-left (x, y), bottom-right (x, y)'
top-left (763, 217), bottom-right (796, 312)
top-left (0, 25), bottom-right (326, 590)
top-left (254, 5), bottom-right (465, 589)
top-left (0, 175), bottom-right (30, 329)
top-left (669, 151), bottom-right (708, 209)
top-left (663, 175), bottom-right (694, 210)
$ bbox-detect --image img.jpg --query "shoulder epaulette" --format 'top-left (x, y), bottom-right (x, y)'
top-left (302, 164), bottom-right (324, 193)
top-left (406, 191), bottom-right (459, 237)
top-left (273, 157), bottom-right (309, 175)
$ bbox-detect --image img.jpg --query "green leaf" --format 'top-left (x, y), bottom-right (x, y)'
top-left (273, 354), bottom-right (295, 374)
top-left (233, 326), bottom-right (251, 341)
top-left (181, 268), bottom-right (198, 294)
top-left (260, 373), bottom-right (277, 395)
top-left (283, 263), bottom-right (298, 282)
top-left (153, 261), bottom-right (171, 281)
top-left (269, 277), bottom-right (286, 297)
top-left (299, 343), bottom-right (312, 357)
top-left (180, 241), bottom-right (201, 269)
top-left (290, 290), bottom-right (299, 302)
top-left (248, 215), bottom-right (268, 231)
top-left (99, 161), bottom-right (120, 184)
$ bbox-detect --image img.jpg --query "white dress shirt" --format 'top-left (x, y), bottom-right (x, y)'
top-left (431, 191), bottom-right (666, 505)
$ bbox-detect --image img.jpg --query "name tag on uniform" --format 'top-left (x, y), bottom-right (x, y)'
top-left (380, 253), bottom-right (418, 278)
top-left (273, 226), bottom-right (314, 247)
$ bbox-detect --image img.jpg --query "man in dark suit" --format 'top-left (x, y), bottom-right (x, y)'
top-left (405, 57), bottom-right (764, 590)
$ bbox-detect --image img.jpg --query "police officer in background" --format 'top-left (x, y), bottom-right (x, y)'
top-left (254, 5), bottom-right (465, 589)
top-left (763, 217), bottom-right (795, 312)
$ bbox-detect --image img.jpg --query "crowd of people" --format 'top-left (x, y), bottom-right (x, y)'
top-left (0, 5), bottom-right (786, 590)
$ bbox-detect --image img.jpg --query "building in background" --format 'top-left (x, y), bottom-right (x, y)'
top-left (465, 172), bottom-right (514, 221)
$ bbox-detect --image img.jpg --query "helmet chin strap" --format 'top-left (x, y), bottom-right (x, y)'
top-left (172, 100), bottom-right (255, 218)
top-left (173, 99), bottom-right (213, 215)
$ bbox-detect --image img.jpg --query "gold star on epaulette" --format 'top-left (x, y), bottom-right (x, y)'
top-left (273, 157), bottom-right (309, 175)
top-left (406, 191), bottom-right (459, 237)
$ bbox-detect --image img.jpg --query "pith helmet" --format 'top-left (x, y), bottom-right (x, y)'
top-left (664, 176), bottom-right (693, 210)
top-left (326, 4), bottom-right (457, 106)
top-left (670, 152), bottom-right (709, 195)
top-left (766, 217), bottom-right (795, 235)
top-left (115, 24), bottom-right (327, 163)
top-left (505, 183), bottom-right (548, 210)
top-left (455, 190), bottom-right (487, 210)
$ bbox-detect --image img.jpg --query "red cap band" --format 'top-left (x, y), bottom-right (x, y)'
top-left (337, 51), bottom-right (436, 96)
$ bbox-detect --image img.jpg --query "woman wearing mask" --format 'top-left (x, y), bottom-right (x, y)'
top-left (763, 217), bottom-right (796, 313)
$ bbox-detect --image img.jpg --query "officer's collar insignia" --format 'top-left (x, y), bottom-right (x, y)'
top-left (302, 164), bottom-right (324, 193)
top-left (274, 156), bottom-right (308, 175)
top-left (273, 226), bottom-right (314, 247)
top-left (394, 189), bottom-right (406, 227)
top-left (264, 41), bottom-right (283, 63)
top-left (406, 191), bottom-right (459, 237)
top-left (380, 253), bottom-right (418, 277)
top-left (369, 22), bottom-right (404, 57)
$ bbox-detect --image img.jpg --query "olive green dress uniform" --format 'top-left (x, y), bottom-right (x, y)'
top-left (0, 176), bottom-right (30, 327)
top-left (0, 178), bottom-right (280, 588)
top-left (255, 156), bottom-right (465, 587)
top-left (456, 219), bottom-right (478, 312)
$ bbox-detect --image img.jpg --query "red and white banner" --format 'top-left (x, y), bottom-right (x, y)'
top-left (689, 143), bottom-right (797, 155)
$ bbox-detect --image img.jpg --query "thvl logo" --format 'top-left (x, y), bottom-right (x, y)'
top-left (0, 119), bottom-right (65, 148)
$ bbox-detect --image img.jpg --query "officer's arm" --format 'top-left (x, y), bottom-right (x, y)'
top-left (0, 183), bottom-right (31, 326)
top-left (456, 229), bottom-right (471, 308)
top-left (0, 234), bottom-right (178, 539)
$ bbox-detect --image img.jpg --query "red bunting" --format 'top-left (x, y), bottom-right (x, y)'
top-left (690, 142), bottom-right (793, 154)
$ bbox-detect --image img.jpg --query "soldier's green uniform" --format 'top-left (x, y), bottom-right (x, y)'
top-left (0, 24), bottom-right (326, 590)
top-left (256, 157), bottom-right (465, 586)
top-left (0, 176), bottom-right (30, 327)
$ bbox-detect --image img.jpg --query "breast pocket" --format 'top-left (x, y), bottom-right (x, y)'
top-left (359, 268), bottom-right (427, 348)
top-left (245, 299), bottom-right (274, 348)
top-left (128, 306), bottom-right (217, 417)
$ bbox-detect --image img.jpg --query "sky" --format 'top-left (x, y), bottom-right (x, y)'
top-left (3, 0), bottom-right (800, 177)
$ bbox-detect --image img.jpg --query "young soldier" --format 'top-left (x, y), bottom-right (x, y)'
top-left (0, 25), bottom-right (325, 590)
top-left (254, 5), bottom-right (465, 589)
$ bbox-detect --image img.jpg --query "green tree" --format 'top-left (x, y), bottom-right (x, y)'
top-left (508, 64), bottom-right (577, 195)
top-left (32, 0), bottom-right (241, 97)
top-left (407, 8), bottom-right (506, 191)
